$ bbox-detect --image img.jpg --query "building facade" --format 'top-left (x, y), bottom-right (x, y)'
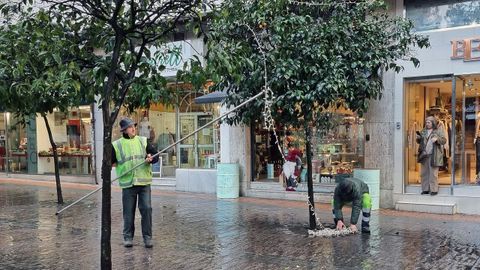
top-left (389, 0), bottom-right (480, 214)
top-left (3, 0), bottom-right (480, 215)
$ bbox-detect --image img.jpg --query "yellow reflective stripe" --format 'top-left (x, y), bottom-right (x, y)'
top-left (134, 178), bottom-right (151, 183)
top-left (119, 155), bottom-right (146, 164)
top-left (114, 141), bottom-right (126, 164)
top-left (138, 137), bottom-right (146, 154)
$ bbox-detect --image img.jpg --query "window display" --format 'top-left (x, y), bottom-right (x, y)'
top-left (253, 125), bottom-right (287, 181)
top-left (113, 88), bottom-right (221, 177)
top-left (37, 107), bottom-right (93, 175)
top-left (252, 111), bottom-right (365, 186)
top-left (405, 75), bottom-right (480, 187)
top-left (312, 114), bottom-right (365, 184)
top-left (4, 114), bottom-right (28, 173)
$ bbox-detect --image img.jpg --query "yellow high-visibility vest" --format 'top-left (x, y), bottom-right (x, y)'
top-left (113, 136), bottom-right (152, 188)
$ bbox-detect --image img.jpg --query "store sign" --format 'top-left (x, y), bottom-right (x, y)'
top-left (147, 39), bottom-right (203, 77)
top-left (451, 38), bottom-right (480, 61)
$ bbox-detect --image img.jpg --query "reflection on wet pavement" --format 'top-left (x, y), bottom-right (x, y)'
top-left (0, 181), bottom-right (479, 269)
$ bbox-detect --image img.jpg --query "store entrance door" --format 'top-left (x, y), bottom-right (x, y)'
top-left (178, 113), bottom-right (214, 168)
top-left (404, 75), bottom-right (480, 194)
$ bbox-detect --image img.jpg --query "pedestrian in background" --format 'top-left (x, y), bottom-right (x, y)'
top-left (112, 118), bottom-right (159, 248)
top-left (416, 116), bottom-right (446, 196)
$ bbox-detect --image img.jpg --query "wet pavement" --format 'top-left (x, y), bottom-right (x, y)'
top-left (1, 178), bottom-right (480, 270)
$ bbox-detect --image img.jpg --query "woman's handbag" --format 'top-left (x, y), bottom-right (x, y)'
top-left (416, 131), bottom-right (430, 163)
top-left (417, 150), bottom-right (428, 163)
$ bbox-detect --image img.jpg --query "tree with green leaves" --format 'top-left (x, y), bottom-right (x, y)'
top-left (0, 11), bottom-right (90, 204)
top-left (1, 1), bottom-right (212, 268)
top-left (205, 0), bottom-right (429, 229)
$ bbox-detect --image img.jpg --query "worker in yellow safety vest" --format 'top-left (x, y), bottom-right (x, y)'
top-left (112, 117), bottom-right (159, 248)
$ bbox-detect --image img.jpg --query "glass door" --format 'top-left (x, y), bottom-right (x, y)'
top-left (457, 75), bottom-right (480, 185)
top-left (179, 114), bottom-right (196, 168)
top-left (404, 77), bottom-right (457, 188)
top-left (197, 115), bottom-right (215, 168)
top-left (178, 113), bottom-right (215, 168)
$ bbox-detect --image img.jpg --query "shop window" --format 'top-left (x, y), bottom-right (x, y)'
top-left (312, 114), bottom-right (365, 184)
top-left (405, 76), bottom-right (480, 187)
top-left (37, 107), bottom-right (93, 175)
top-left (4, 114), bottom-right (28, 174)
top-left (113, 107), bottom-right (178, 177)
top-left (252, 111), bottom-right (365, 185)
top-left (113, 89), bottom-right (221, 176)
top-left (405, 0), bottom-right (480, 31)
top-left (0, 115), bottom-right (5, 173)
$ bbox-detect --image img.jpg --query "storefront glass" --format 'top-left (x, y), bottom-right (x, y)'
top-left (252, 111), bottom-right (365, 185)
top-left (405, 0), bottom-right (480, 32)
top-left (0, 113), bottom-right (7, 173)
top-left (37, 107), bottom-right (93, 175)
top-left (0, 107), bottom-right (93, 175)
top-left (405, 75), bottom-right (480, 188)
top-left (113, 89), bottom-right (220, 177)
top-left (0, 113), bottom-right (30, 174)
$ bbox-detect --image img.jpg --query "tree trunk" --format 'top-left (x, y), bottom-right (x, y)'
top-left (42, 114), bottom-right (63, 204)
top-left (304, 121), bottom-right (316, 229)
top-left (101, 102), bottom-right (112, 270)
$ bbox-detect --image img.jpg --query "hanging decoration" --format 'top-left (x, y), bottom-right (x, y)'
top-left (243, 19), bottom-right (355, 237)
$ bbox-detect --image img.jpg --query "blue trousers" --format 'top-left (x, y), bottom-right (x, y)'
top-left (122, 185), bottom-right (152, 241)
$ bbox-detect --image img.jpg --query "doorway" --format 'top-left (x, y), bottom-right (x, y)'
top-left (404, 74), bottom-right (480, 193)
top-left (178, 113), bottom-right (215, 168)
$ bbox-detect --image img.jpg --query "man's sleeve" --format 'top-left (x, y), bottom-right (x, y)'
top-left (333, 191), bottom-right (344, 221)
top-left (111, 145), bottom-right (117, 164)
top-left (146, 142), bottom-right (159, 164)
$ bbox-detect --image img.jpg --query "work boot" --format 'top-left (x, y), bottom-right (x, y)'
top-left (123, 239), bottom-right (133, 247)
top-left (144, 238), bottom-right (153, 248)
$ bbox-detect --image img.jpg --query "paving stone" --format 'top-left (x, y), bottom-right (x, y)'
top-left (0, 179), bottom-right (479, 269)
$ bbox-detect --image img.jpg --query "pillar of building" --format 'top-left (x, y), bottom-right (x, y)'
top-left (220, 106), bottom-right (252, 196)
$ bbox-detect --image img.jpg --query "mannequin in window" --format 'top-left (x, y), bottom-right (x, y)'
top-left (282, 141), bottom-right (303, 191)
top-left (139, 116), bottom-right (151, 138)
top-left (475, 112), bottom-right (480, 183)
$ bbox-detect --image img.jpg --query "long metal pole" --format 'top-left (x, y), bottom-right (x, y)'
top-left (56, 90), bottom-right (266, 215)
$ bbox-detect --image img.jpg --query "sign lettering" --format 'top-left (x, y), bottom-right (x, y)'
top-left (451, 38), bottom-right (480, 61)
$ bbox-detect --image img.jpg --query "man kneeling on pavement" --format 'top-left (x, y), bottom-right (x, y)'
top-left (332, 177), bottom-right (371, 234)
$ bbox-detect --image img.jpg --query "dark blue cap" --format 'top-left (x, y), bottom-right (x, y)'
top-left (120, 118), bottom-right (136, 132)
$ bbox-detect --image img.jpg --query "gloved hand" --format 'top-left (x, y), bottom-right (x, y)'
top-left (350, 224), bottom-right (358, 233)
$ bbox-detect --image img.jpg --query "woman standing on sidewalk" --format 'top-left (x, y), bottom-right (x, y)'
top-left (416, 116), bottom-right (446, 196)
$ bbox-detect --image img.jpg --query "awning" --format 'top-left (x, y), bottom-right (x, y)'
top-left (194, 91), bottom-right (227, 104)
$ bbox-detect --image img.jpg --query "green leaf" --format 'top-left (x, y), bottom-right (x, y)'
top-left (53, 54), bottom-right (62, 65)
